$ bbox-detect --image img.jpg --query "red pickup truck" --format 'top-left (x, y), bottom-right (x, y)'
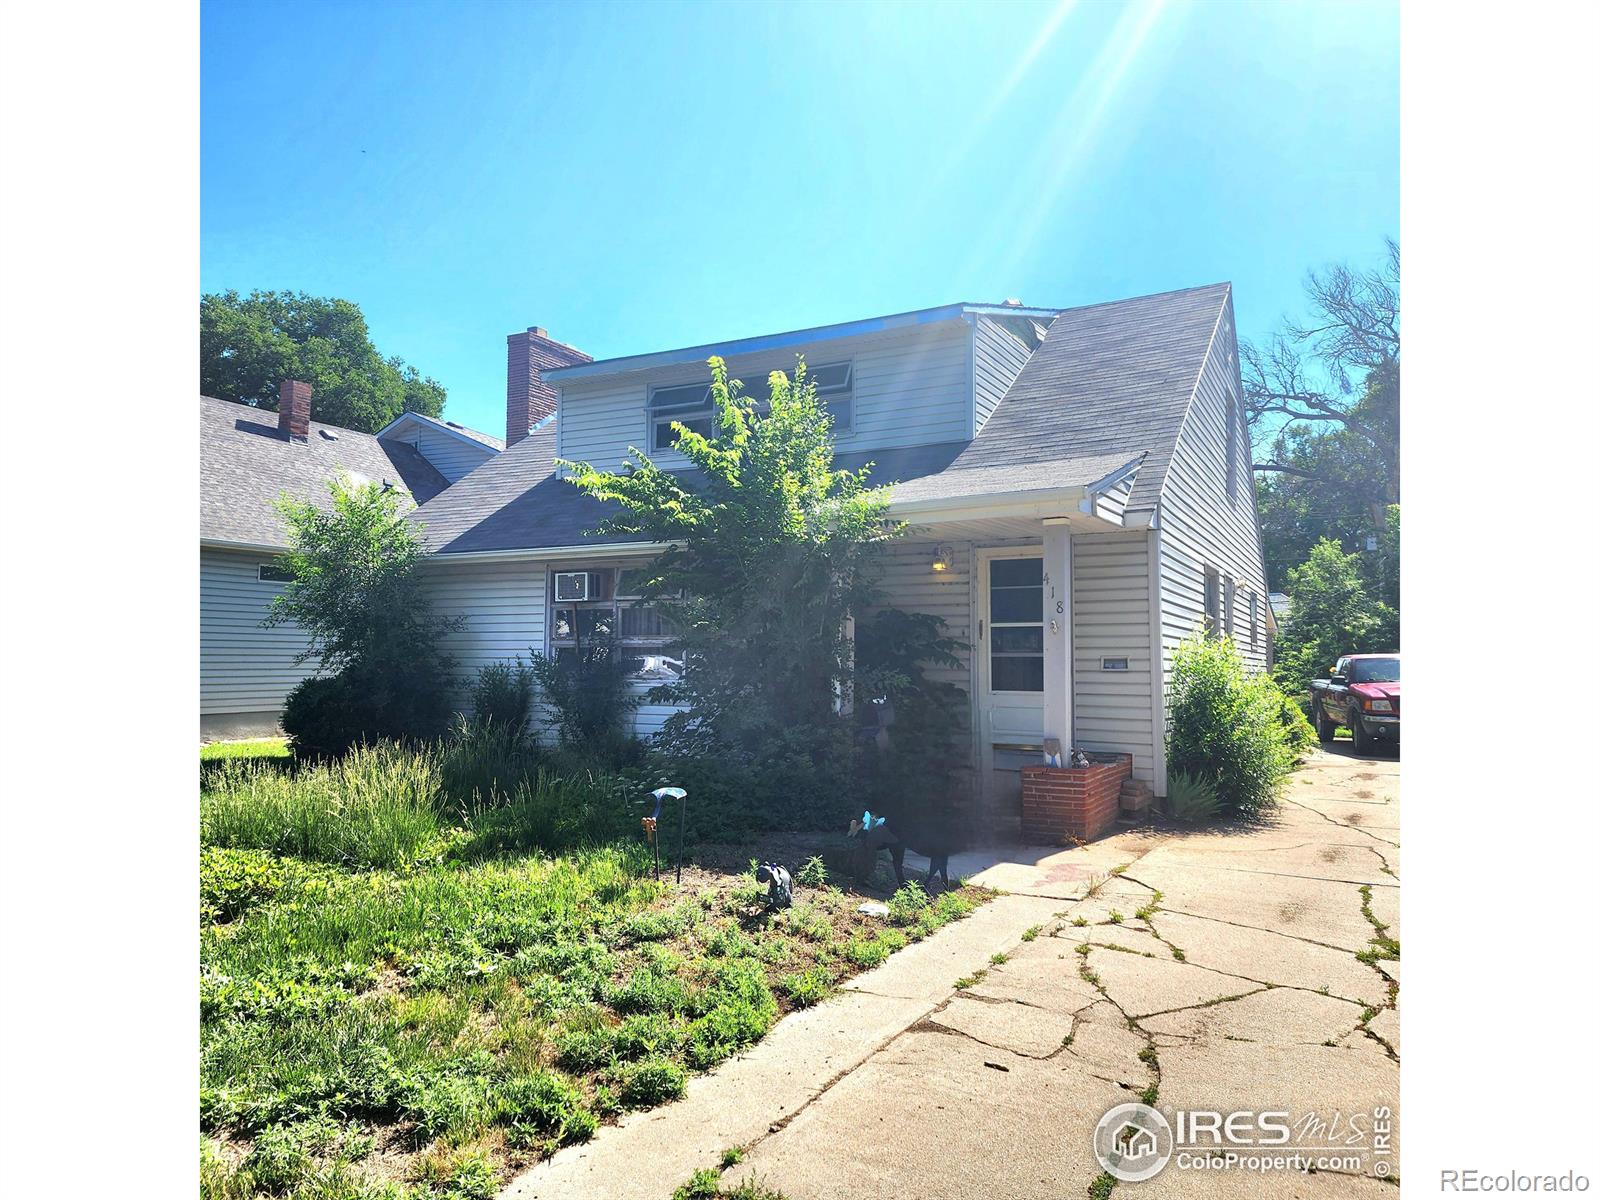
top-left (1311, 654), bottom-right (1400, 755)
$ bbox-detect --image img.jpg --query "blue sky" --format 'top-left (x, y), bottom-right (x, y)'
top-left (201, 0), bottom-right (1398, 438)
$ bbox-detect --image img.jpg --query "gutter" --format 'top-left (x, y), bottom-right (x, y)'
top-left (424, 540), bottom-right (672, 565)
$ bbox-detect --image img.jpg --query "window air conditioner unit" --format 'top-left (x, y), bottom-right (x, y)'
top-left (553, 571), bottom-right (592, 602)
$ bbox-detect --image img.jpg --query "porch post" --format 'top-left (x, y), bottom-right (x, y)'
top-left (1042, 519), bottom-right (1073, 755)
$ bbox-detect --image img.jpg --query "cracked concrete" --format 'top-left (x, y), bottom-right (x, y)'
top-left (501, 747), bottom-right (1400, 1199)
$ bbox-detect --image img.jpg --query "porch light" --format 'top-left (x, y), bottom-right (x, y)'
top-left (930, 544), bottom-right (953, 573)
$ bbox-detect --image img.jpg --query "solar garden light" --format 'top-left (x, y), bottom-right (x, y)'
top-left (647, 787), bottom-right (688, 883)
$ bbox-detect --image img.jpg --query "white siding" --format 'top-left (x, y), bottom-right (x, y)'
top-left (426, 559), bottom-right (549, 708)
top-left (390, 422), bottom-right (497, 483)
top-left (973, 316), bottom-right (1032, 434)
top-left (200, 547), bottom-right (319, 720)
top-left (1157, 296), bottom-right (1272, 674)
top-left (558, 321), bottom-right (975, 472)
top-left (1071, 531), bottom-right (1156, 783)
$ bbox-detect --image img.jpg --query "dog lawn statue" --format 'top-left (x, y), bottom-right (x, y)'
top-left (755, 861), bottom-right (793, 909)
top-left (847, 809), bottom-right (954, 892)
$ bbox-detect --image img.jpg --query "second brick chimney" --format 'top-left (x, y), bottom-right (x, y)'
top-left (506, 327), bottom-right (592, 447)
top-left (279, 379), bottom-right (312, 441)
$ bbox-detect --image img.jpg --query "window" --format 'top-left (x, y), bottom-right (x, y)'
top-left (649, 382), bottom-right (715, 451)
top-left (550, 567), bottom-right (681, 680)
top-left (1249, 591), bottom-right (1259, 650)
top-left (1203, 567), bottom-right (1221, 635)
top-left (809, 361), bottom-right (853, 432)
top-left (1226, 388), bottom-right (1239, 500)
top-left (1223, 576), bottom-right (1236, 640)
top-left (648, 360), bottom-right (854, 450)
top-left (989, 557), bottom-right (1044, 692)
top-left (1101, 657), bottom-right (1129, 672)
top-left (258, 563), bottom-right (293, 583)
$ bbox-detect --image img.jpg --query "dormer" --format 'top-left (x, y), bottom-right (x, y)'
top-left (540, 302), bottom-right (1056, 473)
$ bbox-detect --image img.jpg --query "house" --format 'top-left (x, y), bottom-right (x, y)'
top-left (408, 285), bottom-right (1271, 829)
top-left (199, 383), bottom-right (499, 739)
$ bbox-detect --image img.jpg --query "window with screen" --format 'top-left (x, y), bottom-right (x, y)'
top-left (808, 361), bottom-right (853, 431)
top-left (258, 563), bottom-right (294, 583)
top-left (989, 557), bottom-right (1044, 692)
top-left (550, 567), bottom-right (681, 680)
top-left (1223, 576), bottom-right (1236, 639)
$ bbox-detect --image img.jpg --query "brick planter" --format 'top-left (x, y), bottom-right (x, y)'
top-left (1020, 753), bottom-right (1134, 844)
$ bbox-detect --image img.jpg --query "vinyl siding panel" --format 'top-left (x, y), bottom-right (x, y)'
top-left (200, 547), bottom-right (319, 718)
top-left (389, 424), bottom-right (497, 483)
top-left (427, 558), bottom-right (677, 741)
top-left (973, 316), bottom-right (1033, 434)
top-left (1156, 296), bottom-right (1271, 677)
top-left (558, 321), bottom-right (975, 472)
top-left (1071, 531), bottom-right (1156, 783)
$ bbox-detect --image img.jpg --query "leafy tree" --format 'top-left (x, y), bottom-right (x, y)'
top-left (201, 289), bottom-right (447, 433)
top-left (564, 357), bottom-right (899, 749)
top-left (1272, 538), bottom-right (1396, 703)
top-left (267, 473), bottom-right (459, 755)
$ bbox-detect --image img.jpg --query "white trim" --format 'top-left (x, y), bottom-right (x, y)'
top-left (202, 537), bottom-right (289, 554)
top-left (1147, 525), bottom-right (1168, 798)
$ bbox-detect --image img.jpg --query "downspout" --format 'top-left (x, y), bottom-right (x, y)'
top-left (1146, 519), bottom-right (1168, 799)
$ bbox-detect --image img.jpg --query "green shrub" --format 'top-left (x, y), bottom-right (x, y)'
top-left (527, 634), bottom-right (641, 750)
top-left (795, 855), bottom-right (828, 888)
top-left (1164, 771), bottom-right (1222, 823)
top-left (615, 1055), bottom-right (687, 1107)
top-left (683, 959), bottom-right (778, 1069)
top-left (777, 965), bottom-right (833, 1007)
top-left (201, 742), bottom-right (444, 869)
top-left (1274, 686), bottom-right (1319, 757)
top-left (281, 662), bottom-right (455, 763)
top-left (887, 883), bottom-right (931, 926)
top-left (472, 659), bottom-right (536, 735)
top-left (496, 1070), bottom-right (597, 1146)
top-left (1166, 633), bottom-right (1294, 819)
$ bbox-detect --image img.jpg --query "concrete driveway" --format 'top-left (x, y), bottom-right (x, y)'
top-left (502, 748), bottom-right (1399, 1199)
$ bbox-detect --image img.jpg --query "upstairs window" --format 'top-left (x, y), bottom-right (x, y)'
top-left (649, 382), bottom-right (715, 451)
top-left (648, 360), bottom-right (853, 450)
top-left (809, 361), bottom-right (854, 432)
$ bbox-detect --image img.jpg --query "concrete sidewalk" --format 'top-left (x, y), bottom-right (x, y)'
top-left (501, 748), bottom-right (1399, 1199)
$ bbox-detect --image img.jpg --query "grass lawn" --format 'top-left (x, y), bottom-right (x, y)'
top-left (201, 741), bottom-right (990, 1199)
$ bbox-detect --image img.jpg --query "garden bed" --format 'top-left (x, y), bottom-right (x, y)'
top-left (200, 746), bottom-right (990, 1200)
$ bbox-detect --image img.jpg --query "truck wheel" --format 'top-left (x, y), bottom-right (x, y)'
top-left (1315, 705), bottom-right (1337, 743)
top-left (1351, 718), bottom-right (1370, 757)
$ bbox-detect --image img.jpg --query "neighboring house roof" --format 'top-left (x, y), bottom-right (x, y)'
top-left (1269, 591), bottom-right (1292, 618)
top-left (201, 396), bottom-right (451, 550)
top-left (410, 283), bottom-right (1231, 555)
top-left (375, 409), bottom-right (505, 451)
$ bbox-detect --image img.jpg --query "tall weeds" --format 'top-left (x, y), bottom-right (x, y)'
top-left (201, 742), bottom-right (444, 869)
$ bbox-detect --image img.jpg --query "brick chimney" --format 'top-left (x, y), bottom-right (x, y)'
top-left (506, 327), bottom-right (592, 447)
top-left (279, 379), bottom-right (312, 441)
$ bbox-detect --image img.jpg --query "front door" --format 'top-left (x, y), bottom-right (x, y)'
top-left (976, 549), bottom-right (1046, 822)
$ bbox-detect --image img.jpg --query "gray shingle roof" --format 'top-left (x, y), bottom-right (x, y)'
top-left (409, 418), bottom-right (649, 555)
top-left (410, 283), bottom-right (1230, 554)
top-left (201, 396), bottom-right (451, 549)
top-left (970, 283), bottom-right (1230, 511)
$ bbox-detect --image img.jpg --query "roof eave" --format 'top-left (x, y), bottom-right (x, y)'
top-left (543, 303), bottom-right (1059, 384)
